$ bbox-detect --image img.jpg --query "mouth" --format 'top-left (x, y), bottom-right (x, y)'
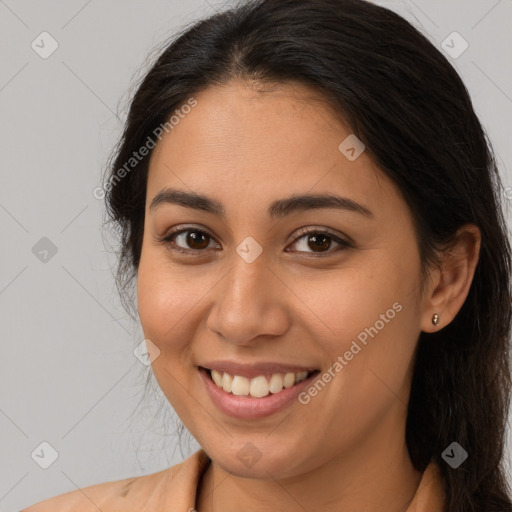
top-left (198, 364), bottom-right (321, 419)
top-left (200, 365), bottom-right (321, 399)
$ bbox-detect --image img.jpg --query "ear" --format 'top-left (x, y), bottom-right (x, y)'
top-left (420, 224), bottom-right (481, 333)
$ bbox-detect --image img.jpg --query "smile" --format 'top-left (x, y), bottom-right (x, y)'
top-left (198, 365), bottom-right (321, 419)
top-left (206, 368), bottom-right (315, 398)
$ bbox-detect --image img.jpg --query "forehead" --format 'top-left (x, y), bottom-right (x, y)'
top-left (146, 80), bottom-right (404, 221)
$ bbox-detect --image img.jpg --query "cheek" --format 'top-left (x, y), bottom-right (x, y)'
top-left (300, 256), bottom-right (420, 390)
top-left (136, 255), bottom-right (200, 412)
top-left (136, 251), bottom-right (197, 351)
top-left (298, 260), bottom-right (404, 343)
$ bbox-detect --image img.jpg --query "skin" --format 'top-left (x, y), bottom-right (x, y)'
top-left (136, 79), bottom-right (481, 512)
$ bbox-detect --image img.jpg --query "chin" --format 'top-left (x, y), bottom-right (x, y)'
top-left (202, 438), bottom-right (314, 480)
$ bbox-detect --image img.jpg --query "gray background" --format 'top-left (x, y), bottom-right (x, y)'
top-left (1, 0), bottom-right (511, 510)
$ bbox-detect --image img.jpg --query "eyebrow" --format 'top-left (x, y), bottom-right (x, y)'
top-left (149, 187), bottom-right (374, 219)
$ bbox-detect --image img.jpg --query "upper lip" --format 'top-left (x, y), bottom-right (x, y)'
top-left (199, 360), bottom-right (319, 379)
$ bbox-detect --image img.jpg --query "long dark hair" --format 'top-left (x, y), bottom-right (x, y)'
top-left (103, 0), bottom-right (512, 509)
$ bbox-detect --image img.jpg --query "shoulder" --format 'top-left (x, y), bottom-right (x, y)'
top-left (20, 455), bottom-right (200, 512)
top-left (21, 449), bottom-right (210, 511)
top-left (20, 470), bottom-right (167, 512)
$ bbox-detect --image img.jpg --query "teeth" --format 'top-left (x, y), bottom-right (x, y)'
top-left (269, 373), bottom-right (283, 393)
top-left (296, 370), bottom-right (308, 382)
top-left (222, 372), bottom-right (233, 393)
top-left (209, 369), bottom-right (311, 398)
top-left (250, 375), bottom-right (270, 398)
top-left (231, 375), bottom-right (250, 396)
top-left (211, 369), bottom-right (223, 387)
top-left (283, 372), bottom-right (295, 388)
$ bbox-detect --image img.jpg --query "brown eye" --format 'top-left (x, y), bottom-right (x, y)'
top-left (287, 228), bottom-right (351, 257)
top-left (159, 226), bottom-right (351, 257)
top-left (305, 233), bottom-right (331, 252)
top-left (160, 228), bottom-right (219, 254)
top-left (184, 230), bottom-right (210, 250)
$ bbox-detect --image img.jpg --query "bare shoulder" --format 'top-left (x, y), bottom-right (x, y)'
top-left (21, 467), bottom-right (171, 512)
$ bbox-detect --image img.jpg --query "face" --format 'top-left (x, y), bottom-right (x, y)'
top-left (137, 80), bottom-right (426, 479)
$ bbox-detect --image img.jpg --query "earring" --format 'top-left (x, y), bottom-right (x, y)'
top-left (432, 313), bottom-right (440, 326)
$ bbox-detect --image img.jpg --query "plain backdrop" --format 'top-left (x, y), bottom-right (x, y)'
top-left (0, 0), bottom-right (511, 510)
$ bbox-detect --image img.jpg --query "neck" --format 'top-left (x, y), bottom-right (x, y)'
top-left (195, 415), bottom-right (422, 512)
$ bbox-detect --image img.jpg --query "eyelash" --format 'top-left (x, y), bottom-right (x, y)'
top-left (157, 226), bottom-right (352, 258)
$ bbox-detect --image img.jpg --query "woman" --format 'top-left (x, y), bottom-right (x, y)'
top-left (23, 0), bottom-right (512, 510)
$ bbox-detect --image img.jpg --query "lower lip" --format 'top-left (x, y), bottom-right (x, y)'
top-left (199, 367), bottom-right (318, 420)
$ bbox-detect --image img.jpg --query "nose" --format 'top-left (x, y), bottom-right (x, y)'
top-left (206, 253), bottom-right (290, 346)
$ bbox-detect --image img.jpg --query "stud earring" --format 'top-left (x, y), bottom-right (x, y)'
top-left (432, 313), bottom-right (440, 326)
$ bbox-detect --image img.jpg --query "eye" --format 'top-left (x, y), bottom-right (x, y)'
top-left (156, 225), bottom-right (352, 257)
top-left (157, 227), bottom-right (220, 255)
top-left (286, 227), bottom-right (352, 257)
